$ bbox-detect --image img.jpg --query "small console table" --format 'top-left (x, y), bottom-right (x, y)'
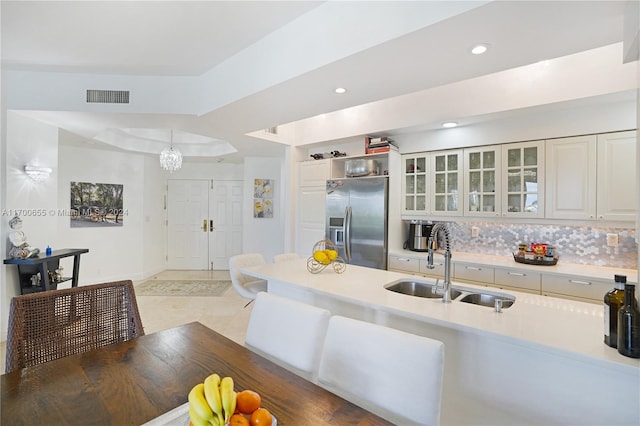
top-left (4, 248), bottom-right (89, 294)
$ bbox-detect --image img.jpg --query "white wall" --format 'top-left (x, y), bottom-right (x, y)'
top-left (57, 144), bottom-right (147, 283)
top-left (2, 112), bottom-right (60, 340)
top-left (242, 157), bottom-right (286, 262)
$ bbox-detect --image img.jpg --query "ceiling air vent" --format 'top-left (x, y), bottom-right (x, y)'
top-left (86, 89), bottom-right (130, 104)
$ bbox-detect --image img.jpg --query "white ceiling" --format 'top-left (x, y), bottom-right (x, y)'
top-left (1, 1), bottom-right (635, 162)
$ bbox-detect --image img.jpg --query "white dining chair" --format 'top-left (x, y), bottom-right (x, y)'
top-left (273, 252), bottom-right (300, 262)
top-left (317, 316), bottom-right (445, 426)
top-left (245, 291), bottom-right (331, 381)
top-left (228, 253), bottom-right (268, 307)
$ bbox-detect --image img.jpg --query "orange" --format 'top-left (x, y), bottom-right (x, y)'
top-left (236, 390), bottom-right (262, 414)
top-left (229, 414), bottom-right (250, 426)
top-left (250, 408), bottom-right (272, 426)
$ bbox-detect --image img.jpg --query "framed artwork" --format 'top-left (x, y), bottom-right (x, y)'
top-left (253, 179), bottom-right (273, 218)
top-left (70, 181), bottom-right (125, 227)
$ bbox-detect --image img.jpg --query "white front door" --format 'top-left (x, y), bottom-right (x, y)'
top-left (209, 181), bottom-right (243, 269)
top-left (167, 180), bottom-right (210, 269)
top-left (167, 179), bottom-right (243, 270)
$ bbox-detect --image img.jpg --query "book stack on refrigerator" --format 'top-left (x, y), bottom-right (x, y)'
top-left (365, 136), bottom-right (398, 154)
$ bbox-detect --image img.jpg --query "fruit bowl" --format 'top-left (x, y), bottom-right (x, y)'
top-left (306, 240), bottom-right (346, 274)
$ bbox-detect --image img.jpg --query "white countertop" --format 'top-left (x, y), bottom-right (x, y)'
top-left (390, 249), bottom-right (638, 282)
top-left (243, 259), bottom-right (640, 371)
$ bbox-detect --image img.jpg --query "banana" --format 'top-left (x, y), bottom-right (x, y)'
top-left (188, 383), bottom-right (216, 425)
top-left (204, 373), bottom-right (224, 426)
top-left (220, 376), bottom-right (237, 423)
top-left (189, 404), bottom-right (214, 426)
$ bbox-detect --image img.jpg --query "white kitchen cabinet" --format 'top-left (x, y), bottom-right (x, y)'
top-left (297, 160), bottom-right (330, 254)
top-left (493, 267), bottom-right (541, 294)
top-left (453, 262), bottom-right (494, 285)
top-left (402, 150), bottom-right (463, 216)
top-left (541, 274), bottom-right (611, 302)
top-left (545, 135), bottom-right (597, 220)
top-left (402, 154), bottom-right (429, 214)
top-left (299, 159), bottom-right (331, 187)
top-left (501, 140), bottom-right (545, 218)
top-left (463, 145), bottom-right (501, 217)
top-left (387, 254), bottom-right (421, 273)
top-left (297, 187), bottom-right (327, 254)
top-left (387, 253), bottom-right (445, 279)
top-left (596, 130), bottom-right (637, 221)
top-left (431, 149), bottom-right (463, 216)
top-left (419, 258), bottom-right (446, 279)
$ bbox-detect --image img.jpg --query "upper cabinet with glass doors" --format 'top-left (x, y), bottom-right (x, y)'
top-left (463, 145), bottom-right (501, 217)
top-left (430, 150), bottom-right (463, 216)
top-left (402, 150), bottom-right (463, 216)
top-left (402, 154), bottom-right (428, 214)
top-left (501, 140), bottom-right (545, 218)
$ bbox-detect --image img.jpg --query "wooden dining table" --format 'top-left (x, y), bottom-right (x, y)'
top-left (1, 321), bottom-right (393, 425)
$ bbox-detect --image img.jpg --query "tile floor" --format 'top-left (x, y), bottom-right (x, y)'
top-left (134, 269), bottom-right (253, 344)
top-left (0, 270), bottom-right (252, 373)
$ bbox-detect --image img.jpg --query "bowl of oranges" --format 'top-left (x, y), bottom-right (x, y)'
top-left (306, 240), bottom-right (346, 274)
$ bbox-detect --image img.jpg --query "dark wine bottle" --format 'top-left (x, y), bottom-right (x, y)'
top-left (617, 283), bottom-right (640, 358)
top-left (604, 274), bottom-right (626, 347)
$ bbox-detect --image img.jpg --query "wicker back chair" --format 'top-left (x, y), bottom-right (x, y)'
top-left (5, 280), bottom-right (144, 373)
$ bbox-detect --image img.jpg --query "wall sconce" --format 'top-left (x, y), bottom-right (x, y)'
top-left (24, 165), bottom-right (52, 182)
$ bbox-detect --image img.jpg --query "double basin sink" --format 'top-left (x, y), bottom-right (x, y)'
top-left (384, 278), bottom-right (515, 309)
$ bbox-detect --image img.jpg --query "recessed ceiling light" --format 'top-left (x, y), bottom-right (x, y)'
top-left (442, 122), bottom-right (458, 128)
top-left (335, 87), bottom-right (347, 94)
top-left (471, 44), bottom-right (489, 55)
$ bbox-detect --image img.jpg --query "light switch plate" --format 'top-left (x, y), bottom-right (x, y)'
top-left (606, 233), bottom-right (618, 247)
top-left (471, 226), bottom-right (480, 238)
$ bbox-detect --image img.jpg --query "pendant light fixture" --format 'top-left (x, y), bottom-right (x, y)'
top-left (160, 130), bottom-right (183, 172)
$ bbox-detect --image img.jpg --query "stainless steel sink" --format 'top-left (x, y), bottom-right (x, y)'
top-left (385, 279), bottom-right (462, 299)
top-left (384, 279), bottom-right (516, 309)
top-left (459, 292), bottom-right (515, 309)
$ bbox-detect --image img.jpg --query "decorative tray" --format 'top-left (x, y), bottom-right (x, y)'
top-left (513, 253), bottom-right (559, 266)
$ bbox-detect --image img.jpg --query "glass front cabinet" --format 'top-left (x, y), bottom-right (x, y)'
top-left (463, 145), bottom-right (501, 217)
top-left (402, 150), bottom-right (463, 216)
top-left (402, 154), bottom-right (428, 214)
top-left (430, 150), bottom-right (463, 216)
top-left (501, 140), bottom-right (545, 218)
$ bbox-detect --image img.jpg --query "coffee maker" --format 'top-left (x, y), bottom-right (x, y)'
top-left (404, 220), bottom-right (433, 252)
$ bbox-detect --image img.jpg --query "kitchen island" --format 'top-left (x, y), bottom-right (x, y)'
top-left (242, 259), bottom-right (640, 426)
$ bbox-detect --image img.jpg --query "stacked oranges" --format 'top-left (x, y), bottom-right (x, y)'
top-left (229, 390), bottom-right (273, 426)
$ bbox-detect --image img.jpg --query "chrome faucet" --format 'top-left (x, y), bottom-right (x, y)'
top-left (426, 223), bottom-right (453, 303)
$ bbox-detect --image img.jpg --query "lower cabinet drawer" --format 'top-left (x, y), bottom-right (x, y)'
top-left (454, 263), bottom-right (494, 284)
top-left (494, 268), bottom-right (541, 292)
top-left (541, 275), bottom-right (610, 301)
top-left (388, 256), bottom-right (420, 273)
top-left (419, 259), bottom-right (445, 278)
top-left (543, 292), bottom-right (600, 305)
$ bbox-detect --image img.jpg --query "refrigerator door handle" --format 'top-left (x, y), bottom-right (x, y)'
top-left (344, 206), bottom-right (352, 261)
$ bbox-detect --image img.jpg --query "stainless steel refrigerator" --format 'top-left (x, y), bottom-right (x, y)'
top-left (325, 176), bottom-right (388, 269)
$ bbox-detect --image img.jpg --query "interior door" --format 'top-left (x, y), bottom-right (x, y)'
top-left (167, 180), bottom-right (209, 269)
top-left (209, 181), bottom-right (243, 269)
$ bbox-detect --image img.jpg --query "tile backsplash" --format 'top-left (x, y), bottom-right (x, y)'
top-left (444, 222), bottom-right (637, 269)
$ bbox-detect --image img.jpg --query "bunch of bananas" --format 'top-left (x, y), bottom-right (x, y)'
top-left (188, 374), bottom-right (236, 426)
